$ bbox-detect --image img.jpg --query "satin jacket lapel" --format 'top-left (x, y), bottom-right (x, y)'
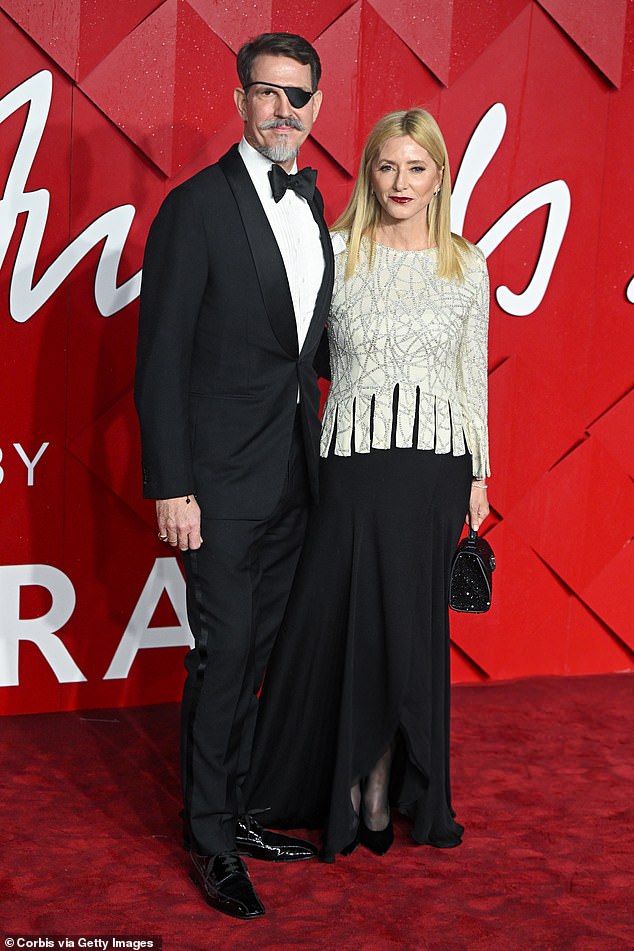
top-left (219, 145), bottom-right (299, 357)
top-left (300, 190), bottom-right (335, 357)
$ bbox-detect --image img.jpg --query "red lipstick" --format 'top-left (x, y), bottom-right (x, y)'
top-left (390, 196), bottom-right (412, 203)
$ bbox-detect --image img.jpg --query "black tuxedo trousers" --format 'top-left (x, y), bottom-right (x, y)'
top-left (181, 414), bottom-right (310, 854)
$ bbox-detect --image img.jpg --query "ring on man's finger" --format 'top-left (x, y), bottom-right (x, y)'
top-left (158, 533), bottom-right (168, 541)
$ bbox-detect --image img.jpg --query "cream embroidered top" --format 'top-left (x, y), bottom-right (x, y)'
top-left (320, 236), bottom-right (490, 478)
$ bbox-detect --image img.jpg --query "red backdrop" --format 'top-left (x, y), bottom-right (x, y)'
top-left (1, 0), bottom-right (633, 715)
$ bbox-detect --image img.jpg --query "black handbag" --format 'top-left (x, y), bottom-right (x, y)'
top-left (449, 527), bottom-right (496, 613)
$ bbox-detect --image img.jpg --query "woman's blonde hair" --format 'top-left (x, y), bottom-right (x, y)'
top-left (332, 108), bottom-right (470, 281)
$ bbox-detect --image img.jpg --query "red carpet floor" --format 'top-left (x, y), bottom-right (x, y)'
top-left (1, 674), bottom-right (633, 951)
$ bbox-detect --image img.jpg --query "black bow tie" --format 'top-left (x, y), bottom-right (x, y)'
top-left (269, 163), bottom-right (317, 203)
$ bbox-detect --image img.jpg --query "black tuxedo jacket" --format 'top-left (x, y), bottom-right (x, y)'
top-left (134, 144), bottom-right (334, 519)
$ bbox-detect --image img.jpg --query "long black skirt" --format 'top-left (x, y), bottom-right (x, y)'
top-left (245, 443), bottom-right (472, 860)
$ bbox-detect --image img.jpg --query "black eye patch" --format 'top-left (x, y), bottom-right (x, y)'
top-left (243, 81), bottom-right (314, 109)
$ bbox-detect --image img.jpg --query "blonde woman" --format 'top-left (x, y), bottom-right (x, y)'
top-left (247, 109), bottom-right (490, 862)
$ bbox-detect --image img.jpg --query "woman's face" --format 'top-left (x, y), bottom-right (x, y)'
top-left (370, 135), bottom-right (443, 227)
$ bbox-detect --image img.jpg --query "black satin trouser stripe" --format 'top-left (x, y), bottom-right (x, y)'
top-left (181, 548), bottom-right (209, 851)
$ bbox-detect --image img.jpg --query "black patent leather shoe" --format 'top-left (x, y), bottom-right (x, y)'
top-left (359, 816), bottom-right (394, 856)
top-left (189, 850), bottom-right (265, 919)
top-left (236, 814), bottom-right (317, 862)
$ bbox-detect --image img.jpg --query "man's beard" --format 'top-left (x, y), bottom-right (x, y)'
top-left (256, 117), bottom-right (304, 163)
top-left (257, 140), bottom-right (299, 163)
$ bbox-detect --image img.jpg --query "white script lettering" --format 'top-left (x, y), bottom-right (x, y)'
top-left (452, 103), bottom-right (571, 316)
top-left (0, 70), bottom-right (141, 322)
top-left (2, 72), bottom-right (629, 325)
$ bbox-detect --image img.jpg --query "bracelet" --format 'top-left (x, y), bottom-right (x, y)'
top-left (472, 483), bottom-right (488, 489)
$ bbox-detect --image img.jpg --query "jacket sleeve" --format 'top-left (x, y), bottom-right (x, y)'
top-left (134, 185), bottom-right (209, 498)
top-left (456, 248), bottom-right (490, 479)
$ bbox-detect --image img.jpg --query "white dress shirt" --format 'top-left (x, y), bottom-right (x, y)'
top-left (238, 138), bottom-right (325, 352)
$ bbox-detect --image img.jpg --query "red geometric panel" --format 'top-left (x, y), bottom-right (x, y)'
top-left (314, 2), bottom-right (440, 175)
top-left (537, 0), bottom-right (634, 87)
top-left (449, 645), bottom-right (487, 685)
top-left (505, 437), bottom-right (634, 593)
top-left (66, 388), bottom-right (151, 528)
top-left (593, 76), bottom-right (634, 410)
top-left (488, 355), bottom-right (581, 516)
top-left (562, 597), bottom-right (633, 675)
top-left (1, 0), bottom-right (164, 82)
top-left (369, 0), bottom-right (529, 86)
top-left (581, 543), bottom-right (634, 653)
top-left (590, 388), bottom-right (634, 479)
top-left (451, 522), bottom-right (633, 679)
top-left (187, 0), bottom-right (351, 52)
top-left (79, 0), bottom-right (237, 174)
top-left (187, 0), bottom-right (269, 50)
top-left (312, 1), bottom-right (362, 175)
top-left (431, 4), bottom-right (534, 250)
top-left (1, 0), bottom-right (83, 81)
top-left (65, 88), bottom-right (165, 443)
top-left (451, 522), bottom-right (570, 679)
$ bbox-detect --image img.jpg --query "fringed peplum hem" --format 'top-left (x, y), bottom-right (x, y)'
top-left (320, 383), bottom-right (488, 478)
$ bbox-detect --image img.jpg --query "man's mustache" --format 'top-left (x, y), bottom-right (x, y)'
top-left (259, 117), bottom-right (305, 132)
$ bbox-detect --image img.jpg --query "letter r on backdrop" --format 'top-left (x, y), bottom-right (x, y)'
top-left (0, 564), bottom-right (85, 686)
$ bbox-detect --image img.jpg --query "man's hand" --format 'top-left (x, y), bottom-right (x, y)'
top-left (156, 496), bottom-right (203, 550)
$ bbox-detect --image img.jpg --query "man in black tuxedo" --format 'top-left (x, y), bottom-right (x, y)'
top-left (135, 33), bottom-right (334, 918)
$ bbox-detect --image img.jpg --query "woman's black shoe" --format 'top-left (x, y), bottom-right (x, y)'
top-left (359, 816), bottom-right (394, 856)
